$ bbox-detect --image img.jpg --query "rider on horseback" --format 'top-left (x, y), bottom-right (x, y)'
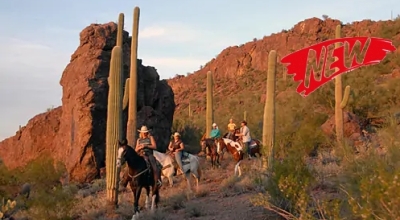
top-left (135, 126), bottom-right (162, 187)
top-left (210, 123), bottom-right (221, 139)
top-left (167, 132), bottom-right (185, 173)
top-left (236, 121), bottom-right (252, 160)
top-left (227, 119), bottom-right (236, 139)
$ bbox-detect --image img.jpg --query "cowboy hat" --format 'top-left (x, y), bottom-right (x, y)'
top-left (137, 125), bottom-right (151, 133)
top-left (173, 132), bottom-right (181, 137)
top-left (212, 123), bottom-right (217, 127)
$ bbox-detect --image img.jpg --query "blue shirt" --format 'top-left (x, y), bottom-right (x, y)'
top-left (210, 129), bottom-right (221, 138)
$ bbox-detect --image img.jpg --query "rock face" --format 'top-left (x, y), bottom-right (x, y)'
top-left (0, 22), bottom-right (175, 183)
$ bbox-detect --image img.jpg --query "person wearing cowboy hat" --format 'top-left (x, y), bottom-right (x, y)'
top-left (167, 132), bottom-right (185, 173)
top-left (135, 125), bottom-right (162, 187)
top-left (209, 123), bottom-right (221, 139)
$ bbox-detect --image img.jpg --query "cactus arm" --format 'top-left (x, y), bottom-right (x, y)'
top-left (123, 78), bottom-right (130, 110)
top-left (116, 13), bottom-right (124, 47)
top-left (340, 85), bottom-right (351, 108)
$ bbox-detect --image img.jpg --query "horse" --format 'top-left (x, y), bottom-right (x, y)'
top-left (116, 142), bottom-right (160, 220)
top-left (154, 150), bottom-right (202, 193)
top-left (215, 138), bottom-right (244, 176)
top-left (200, 133), bottom-right (221, 168)
top-left (226, 128), bottom-right (263, 158)
top-left (153, 150), bottom-right (175, 187)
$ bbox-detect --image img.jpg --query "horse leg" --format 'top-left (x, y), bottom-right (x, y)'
top-left (130, 185), bottom-right (142, 220)
top-left (168, 174), bottom-right (174, 187)
top-left (151, 184), bottom-right (159, 211)
top-left (237, 161), bottom-right (242, 177)
top-left (144, 186), bottom-right (150, 210)
top-left (185, 172), bottom-right (194, 197)
top-left (234, 162), bottom-right (238, 176)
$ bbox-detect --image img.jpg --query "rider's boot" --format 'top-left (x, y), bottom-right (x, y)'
top-left (149, 156), bottom-right (162, 187)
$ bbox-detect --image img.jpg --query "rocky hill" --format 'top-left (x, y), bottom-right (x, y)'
top-left (0, 23), bottom-right (175, 183)
top-left (167, 17), bottom-right (400, 140)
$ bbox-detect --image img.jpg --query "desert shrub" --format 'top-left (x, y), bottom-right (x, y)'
top-left (338, 114), bottom-right (400, 219)
top-left (4, 156), bottom-right (77, 219)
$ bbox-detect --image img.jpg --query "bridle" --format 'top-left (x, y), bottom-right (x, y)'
top-left (116, 146), bottom-right (149, 179)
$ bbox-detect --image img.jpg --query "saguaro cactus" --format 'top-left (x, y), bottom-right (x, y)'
top-left (334, 25), bottom-right (351, 147)
top-left (116, 13), bottom-right (124, 47)
top-left (126, 7), bottom-right (140, 146)
top-left (106, 46), bottom-right (124, 209)
top-left (262, 50), bottom-right (277, 171)
top-left (206, 71), bottom-right (214, 138)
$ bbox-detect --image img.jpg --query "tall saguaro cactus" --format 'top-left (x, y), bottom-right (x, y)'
top-left (127, 7), bottom-right (140, 146)
top-left (334, 25), bottom-right (351, 147)
top-left (206, 71), bottom-right (214, 138)
top-left (262, 50), bottom-right (277, 171)
top-left (116, 13), bottom-right (124, 47)
top-left (106, 46), bottom-right (124, 209)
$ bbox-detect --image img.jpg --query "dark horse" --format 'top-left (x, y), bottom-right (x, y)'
top-left (200, 133), bottom-right (220, 168)
top-left (223, 128), bottom-right (262, 158)
top-left (116, 141), bottom-right (160, 220)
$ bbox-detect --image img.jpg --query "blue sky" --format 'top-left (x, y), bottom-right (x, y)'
top-left (0, 0), bottom-right (398, 140)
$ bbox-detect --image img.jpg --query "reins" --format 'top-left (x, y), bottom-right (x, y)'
top-left (128, 167), bottom-right (150, 179)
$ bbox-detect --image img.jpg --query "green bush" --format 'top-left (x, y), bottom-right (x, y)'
top-left (0, 156), bottom-right (77, 219)
top-left (338, 115), bottom-right (400, 219)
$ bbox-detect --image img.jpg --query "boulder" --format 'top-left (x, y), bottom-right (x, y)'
top-left (320, 111), bottom-right (362, 142)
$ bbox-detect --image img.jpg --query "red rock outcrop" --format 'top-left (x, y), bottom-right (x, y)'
top-left (0, 22), bottom-right (175, 183)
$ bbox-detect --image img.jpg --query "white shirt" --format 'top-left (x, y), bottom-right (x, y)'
top-left (241, 126), bottom-right (251, 142)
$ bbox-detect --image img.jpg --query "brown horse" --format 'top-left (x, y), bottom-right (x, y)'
top-left (215, 138), bottom-right (244, 176)
top-left (228, 128), bottom-right (262, 158)
top-left (200, 134), bottom-right (220, 168)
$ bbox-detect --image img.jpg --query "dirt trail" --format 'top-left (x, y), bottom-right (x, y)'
top-left (124, 156), bottom-right (274, 220)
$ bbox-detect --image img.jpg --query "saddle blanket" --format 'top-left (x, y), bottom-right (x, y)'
top-left (181, 151), bottom-right (190, 165)
top-left (249, 140), bottom-right (258, 148)
top-left (222, 138), bottom-right (243, 151)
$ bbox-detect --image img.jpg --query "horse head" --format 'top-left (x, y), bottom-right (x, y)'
top-left (116, 139), bottom-right (128, 168)
top-left (200, 133), bottom-right (208, 151)
top-left (232, 128), bottom-right (241, 142)
top-left (215, 138), bottom-right (225, 154)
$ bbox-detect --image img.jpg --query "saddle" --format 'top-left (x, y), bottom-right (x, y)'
top-left (167, 151), bottom-right (191, 167)
top-left (249, 140), bottom-right (258, 148)
top-left (139, 149), bottom-right (162, 174)
top-left (181, 151), bottom-right (190, 164)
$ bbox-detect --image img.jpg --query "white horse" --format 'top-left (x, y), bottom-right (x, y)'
top-left (153, 150), bottom-right (175, 187)
top-left (153, 150), bottom-right (202, 193)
